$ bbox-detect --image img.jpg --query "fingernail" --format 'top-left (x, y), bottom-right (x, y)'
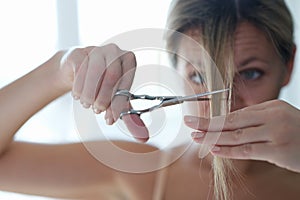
top-left (93, 105), bottom-right (105, 114)
top-left (93, 108), bottom-right (101, 114)
top-left (191, 132), bottom-right (204, 138)
top-left (72, 92), bottom-right (79, 100)
top-left (106, 118), bottom-right (113, 125)
top-left (135, 137), bottom-right (149, 143)
top-left (184, 116), bottom-right (198, 123)
top-left (211, 146), bottom-right (221, 152)
top-left (82, 102), bottom-right (91, 108)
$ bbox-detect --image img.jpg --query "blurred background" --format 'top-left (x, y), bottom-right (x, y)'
top-left (0, 0), bottom-right (299, 198)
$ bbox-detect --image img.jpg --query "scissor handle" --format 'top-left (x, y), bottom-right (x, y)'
top-left (119, 110), bottom-right (140, 119)
top-left (114, 89), bottom-right (180, 101)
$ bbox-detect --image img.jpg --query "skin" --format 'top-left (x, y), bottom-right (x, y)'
top-left (0, 22), bottom-right (299, 199)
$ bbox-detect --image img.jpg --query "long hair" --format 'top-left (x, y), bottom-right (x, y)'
top-left (165, 0), bottom-right (294, 199)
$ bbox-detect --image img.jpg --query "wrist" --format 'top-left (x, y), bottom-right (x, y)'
top-left (46, 50), bottom-right (72, 95)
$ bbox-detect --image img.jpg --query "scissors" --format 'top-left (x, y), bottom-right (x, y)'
top-left (114, 88), bottom-right (229, 119)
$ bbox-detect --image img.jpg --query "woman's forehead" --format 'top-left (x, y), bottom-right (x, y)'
top-left (177, 22), bottom-right (279, 68)
top-left (177, 29), bottom-right (206, 64)
top-left (234, 22), bottom-right (279, 67)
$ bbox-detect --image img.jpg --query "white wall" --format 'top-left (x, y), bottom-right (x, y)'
top-left (280, 0), bottom-right (300, 108)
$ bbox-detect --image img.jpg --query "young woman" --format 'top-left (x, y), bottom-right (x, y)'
top-left (0, 0), bottom-right (299, 199)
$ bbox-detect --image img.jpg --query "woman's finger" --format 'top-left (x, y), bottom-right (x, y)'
top-left (210, 142), bottom-right (273, 161)
top-left (104, 94), bottom-right (130, 125)
top-left (192, 125), bottom-right (270, 145)
top-left (117, 51), bottom-right (137, 91)
top-left (184, 109), bottom-right (265, 131)
top-left (93, 44), bottom-right (127, 113)
top-left (238, 101), bottom-right (268, 111)
top-left (73, 56), bottom-right (88, 103)
top-left (122, 114), bottom-right (149, 143)
top-left (109, 51), bottom-right (137, 122)
top-left (105, 100), bottom-right (149, 142)
top-left (80, 47), bottom-right (106, 107)
top-left (93, 58), bottom-right (122, 113)
top-left (62, 48), bottom-right (89, 100)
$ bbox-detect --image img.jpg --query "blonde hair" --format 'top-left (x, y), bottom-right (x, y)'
top-left (165, 0), bottom-right (294, 199)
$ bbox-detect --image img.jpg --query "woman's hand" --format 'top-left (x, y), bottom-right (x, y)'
top-left (184, 100), bottom-right (300, 173)
top-left (60, 44), bottom-right (149, 142)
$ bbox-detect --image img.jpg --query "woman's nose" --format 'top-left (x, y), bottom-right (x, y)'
top-left (230, 86), bottom-right (248, 112)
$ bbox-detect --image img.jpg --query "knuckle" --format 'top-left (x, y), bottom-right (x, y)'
top-left (72, 47), bottom-right (85, 55)
top-left (122, 51), bottom-right (137, 65)
top-left (64, 49), bottom-right (80, 63)
top-left (232, 129), bottom-right (243, 142)
top-left (269, 99), bottom-right (282, 107)
top-left (201, 118), bottom-right (210, 130)
top-left (268, 99), bottom-right (278, 107)
top-left (124, 51), bottom-right (136, 59)
top-left (241, 144), bottom-right (252, 156)
top-left (270, 100), bottom-right (288, 113)
top-left (89, 46), bottom-right (103, 57)
top-left (65, 49), bottom-right (89, 71)
top-left (276, 108), bottom-right (288, 123)
top-left (226, 111), bottom-right (239, 129)
top-left (271, 126), bottom-right (290, 145)
top-left (85, 46), bottom-right (96, 52)
top-left (275, 99), bottom-right (287, 106)
top-left (105, 43), bottom-right (121, 53)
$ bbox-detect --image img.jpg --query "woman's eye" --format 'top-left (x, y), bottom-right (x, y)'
top-left (189, 72), bottom-right (205, 85)
top-left (239, 69), bottom-right (264, 81)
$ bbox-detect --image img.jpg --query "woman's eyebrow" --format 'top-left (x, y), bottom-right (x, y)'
top-left (239, 56), bottom-right (268, 68)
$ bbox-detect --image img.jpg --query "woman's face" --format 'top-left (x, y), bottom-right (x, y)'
top-left (177, 22), bottom-right (293, 113)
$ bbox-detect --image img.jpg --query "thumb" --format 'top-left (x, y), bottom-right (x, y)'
top-left (122, 113), bottom-right (149, 143)
top-left (105, 100), bottom-right (149, 143)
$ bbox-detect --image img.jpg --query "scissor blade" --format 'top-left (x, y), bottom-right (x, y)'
top-left (179, 88), bottom-right (229, 102)
top-left (158, 88), bottom-right (229, 108)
